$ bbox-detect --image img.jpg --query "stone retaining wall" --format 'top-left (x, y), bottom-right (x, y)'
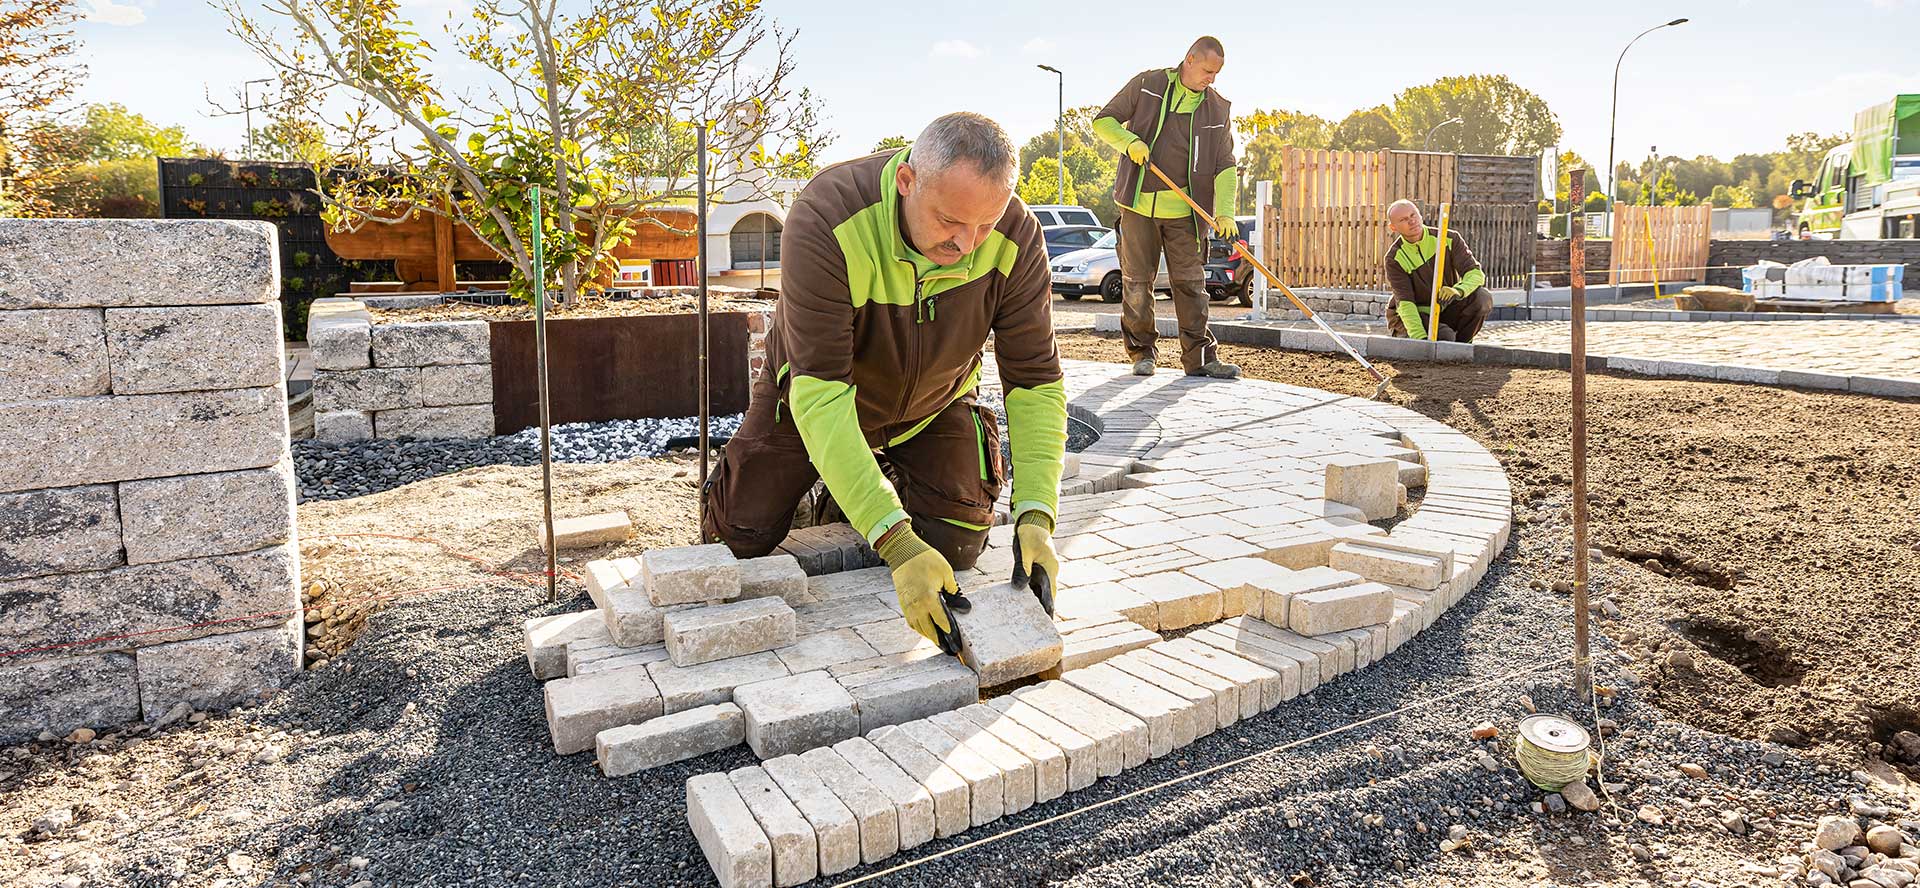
top-left (1260, 288), bottom-right (1389, 324)
top-left (308, 297), bottom-right (495, 442)
top-left (0, 219), bottom-right (302, 743)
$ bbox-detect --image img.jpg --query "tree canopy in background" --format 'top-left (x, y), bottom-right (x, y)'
top-left (0, 0), bottom-right (85, 216)
top-left (1388, 75), bottom-right (1561, 156)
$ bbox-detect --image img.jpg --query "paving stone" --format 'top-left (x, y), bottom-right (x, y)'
top-left (924, 711), bottom-right (1036, 815)
top-left (774, 628), bottom-right (880, 674)
top-left (794, 596), bottom-right (898, 634)
top-left (1189, 625), bottom-right (1316, 694)
top-left (525, 611), bottom-right (612, 680)
top-left (951, 581), bottom-right (1062, 687)
top-left (644, 543), bottom-right (742, 606)
top-left (0, 484), bottom-right (122, 581)
top-left (686, 772), bottom-right (773, 888)
top-left (797, 747), bottom-right (900, 864)
top-left (1018, 680), bottom-right (1150, 769)
top-left (982, 696), bottom-right (1106, 788)
top-left (1153, 638), bottom-right (1286, 713)
top-left (540, 511), bottom-right (634, 551)
top-left (851, 619), bottom-right (934, 657)
top-left (1250, 565), bottom-right (1367, 626)
top-left (371, 320), bottom-right (490, 367)
top-left (1176, 533), bottom-right (1262, 561)
top-left (802, 567), bottom-right (895, 604)
top-left (1120, 648), bottom-right (1240, 728)
top-left (864, 725), bottom-right (973, 838)
top-left (834, 652), bottom-right (979, 733)
top-left (312, 410), bottom-right (373, 443)
top-left (1120, 571), bottom-right (1223, 630)
top-left (740, 555), bottom-right (810, 602)
top-left (828, 737), bottom-right (938, 850)
top-left (646, 651), bottom-right (789, 714)
top-left (950, 703), bottom-right (1069, 803)
top-left (728, 766), bottom-right (818, 887)
top-left (1104, 652), bottom-right (1222, 737)
top-left (1051, 581), bottom-right (1159, 629)
top-left (1060, 662), bottom-right (1195, 755)
top-left (666, 598), bottom-right (798, 667)
top-left (734, 670), bottom-right (860, 759)
top-left (1289, 581), bottom-right (1395, 637)
top-left (105, 304), bottom-right (282, 395)
top-left (132, 619), bottom-right (301, 721)
top-left (575, 645), bottom-right (672, 676)
top-left (1045, 619), bottom-right (1162, 678)
top-left (892, 720), bottom-right (1006, 826)
top-left (1, 386), bottom-right (288, 494)
top-left (118, 460), bottom-right (295, 565)
top-left (1053, 532), bottom-right (1123, 560)
top-left (597, 702), bottom-right (744, 776)
top-left (1183, 557), bottom-right (1300, 620)
top-left (761, 754), bottom-right (861, 877)
top-left (418, 363), bottom-right (492, 407)
top-left (1224, 617), bottom-right (1351, 676)
top-left (1328, 541), bottom-right (1446, 590)
top-left (0, 308), bottom-right (108, 400)
top-left (544, 663), bottom-right (663, 754)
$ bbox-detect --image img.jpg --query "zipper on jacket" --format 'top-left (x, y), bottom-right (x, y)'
top-left (897, 273), bottom-right (925, 426)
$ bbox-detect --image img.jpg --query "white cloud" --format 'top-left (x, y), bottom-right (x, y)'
top-left (931, 39), bottom-right (983, 60)
top-left (1021, 38), bottom-right (1056, 56)
top-left (81, 0), bottom-right (145, 26)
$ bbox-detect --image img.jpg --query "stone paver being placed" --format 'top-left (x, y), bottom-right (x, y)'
top-left (1477, 320), bottom-right (1920, 382)
top-left (515, 358), bottom-right (1511, 887)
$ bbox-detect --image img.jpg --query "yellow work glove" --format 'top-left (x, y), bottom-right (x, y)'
top-left (1010, 511), bottom-right (1059, 616)
top-left (876, 523), bottom-right (969, 654)
top-left (1125, 139), bottom-right (1150, 164)
top-left (1212, 215), bottom-right (1239, 240)
top-left (1438, 284), bottom-right (1463, 305)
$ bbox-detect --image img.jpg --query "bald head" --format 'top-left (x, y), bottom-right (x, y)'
top-left (1179, 36), bottom-right (1224, 92)
top-left (1387, 199), bottom-right (1424, 242)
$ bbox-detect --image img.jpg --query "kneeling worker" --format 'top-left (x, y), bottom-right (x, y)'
top-left (1384, 198), bottom-right (1492, 342)
top-left (700, 112), bottom-right (1066, 654)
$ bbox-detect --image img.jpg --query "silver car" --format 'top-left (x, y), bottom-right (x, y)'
top-left (1048, 229), bottom-right (1170, 303)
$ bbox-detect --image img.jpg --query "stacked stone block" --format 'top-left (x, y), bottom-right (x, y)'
top-left (308, 297), bottom-right (494, 441)
top-left (0, 219), bottom-right (301, 743)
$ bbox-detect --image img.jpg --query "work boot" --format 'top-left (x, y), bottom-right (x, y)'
top-left (1132, 359), bottom-right (1155, 377)
top-left (1187, 360), bottom-right (1240, 379)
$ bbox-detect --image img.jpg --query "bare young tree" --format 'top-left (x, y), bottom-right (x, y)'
top-left (218, 0), bottom-right (829, 303)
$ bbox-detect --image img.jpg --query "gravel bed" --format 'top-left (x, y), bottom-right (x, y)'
top-left (12, 493), bottom-right (1886, 888)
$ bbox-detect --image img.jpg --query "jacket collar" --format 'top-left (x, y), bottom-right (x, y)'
top-left (883, 147), bottom-right (981, 280)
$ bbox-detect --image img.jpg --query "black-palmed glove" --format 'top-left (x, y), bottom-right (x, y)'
top-left (1010, 511), bottom-right (1059, 616)
top-left (877, 523), bottom-right (970, 654)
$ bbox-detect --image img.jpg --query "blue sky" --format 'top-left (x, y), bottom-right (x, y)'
top-left (71, 0), bottom-right (1920, 175)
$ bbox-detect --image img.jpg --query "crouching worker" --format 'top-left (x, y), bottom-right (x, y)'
top-left (699, 112), bottom-right (1067, 655)
top-left (1383, 198), bottom-right (1493, 342)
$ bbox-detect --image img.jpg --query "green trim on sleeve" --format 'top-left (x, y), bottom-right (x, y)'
top-left (1005, 379), bottom-right (1068, 519)
top-left (1091, 116), bottom-right (1139, 153)
top-left (787, 374), bottom-right (906, 542)
top-left (1212, 167), bottom-right (1237, 221)
top-left (1395, 300), bottom-right (1428, 339)
top-left (1456, 265), bottom-right (1486, 295)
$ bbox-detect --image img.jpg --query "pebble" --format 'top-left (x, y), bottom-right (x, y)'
top-left (1818, 815), bottom-right (1864, 851)
top-left (1471, 721), bottom-right (1499, 740)
top-left (1631, 843), bottom-right (1654, 862)
top-left (1448, 824), bottom-right (1468, 841)
top-left (1666, 650), bottom-right (1696, 671)
top-left (1719, 810), bottom-right (1747, 835)
top-left (255, 745), bottom-right (286, 765)
top-left (1638, 805), bottom-right (1665, 825)
top-left (1517, 695), bottom-right (1537, 714)
top-left (1866, 825), bottom-right (1908, 856)
top-left (1678, 763), bottom-right (1708, 779)
top-left (226, 852), bottom-right (254, 876)
top-left (1762, 750), bottom-right (1788, 766)
top-left (1545, 793), bottom-right (1568, 815)
top-left (351, 856), bottom-right (371, 870)
top-left (68, 727), bottom-right (96, 744)
top-left (1561, 779), bottom-right (1601, 812)
top-left (1476, 751), bottom-right (1500, 772)
top-left (375, 801), bottom-right (402, 813)
top-left (33, 808), bottom-right (75, 835)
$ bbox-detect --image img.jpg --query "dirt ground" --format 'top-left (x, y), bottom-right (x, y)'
top-left (367, 291), bottom-right (774, 323)
top-left (1057, 331), bottom-right (1920, 784)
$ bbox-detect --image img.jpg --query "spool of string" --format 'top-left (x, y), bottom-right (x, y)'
top-left (1515, 731), bottom-right (1597, 790)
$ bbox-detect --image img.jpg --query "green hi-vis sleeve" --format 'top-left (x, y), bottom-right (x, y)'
top-left (1212, 166), bottom-right (1238, 221)
top-left (1005, 379), bottom-right (1068, 520)
top-left (1456, 265), bottom-right (1486, 295)
top-left (1395, 300), bottom-right (1429, 339)
top-left (788, 375), bottom-right (907, 543)
top-left (1092, 116), bottom-right (1139, 153)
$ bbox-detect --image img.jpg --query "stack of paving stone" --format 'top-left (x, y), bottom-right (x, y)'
top-left (525, 541), bottom-right (1064, 777)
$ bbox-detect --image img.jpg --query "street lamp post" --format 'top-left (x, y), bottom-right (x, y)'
top-left (241, 78), bottom-right (274, 159)
top-left (1423, 117), bottom-right (1462, 151)
top-left (1038, 64), bottom-right (1064, 205)
top-left (1606, 18), bottom-right (1689, 242)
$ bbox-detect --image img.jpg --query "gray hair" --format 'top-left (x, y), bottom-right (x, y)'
top-left (910, 112), bottom-right (1018, 187)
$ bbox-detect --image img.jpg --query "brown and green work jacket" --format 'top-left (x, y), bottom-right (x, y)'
top-left (1093, 68), bottom-right (1236, 236)
top-left (767, 148), bottom-right (1068, 544)
top-left (1384, 226), bottom-right (1489, 310)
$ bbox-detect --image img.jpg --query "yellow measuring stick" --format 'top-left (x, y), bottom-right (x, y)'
top-left (1429, 202), bottom-right (1451, 342)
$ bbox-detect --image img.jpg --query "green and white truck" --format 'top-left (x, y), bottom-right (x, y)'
top-left (1790, 95), bottom-right (1920, 240)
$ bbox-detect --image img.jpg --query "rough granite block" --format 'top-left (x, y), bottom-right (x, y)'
top-left (544, 663), bottom-right (664, 754)
top-left (540, 511), bottom-right (633, 551)
top-left (0, 219), bottom-right (278, 309)
top-left (1153, 638), bottom-right (1285, 713)
top-left (735, 670), bottom-right (860, 759)
top-left (834, 653), bottom-right (978, 733)
top-left (1120, 571), bottom-right (1223, 630)
top-left (774, 629), bottom-right (880, 674)
top-left (132, 617), bottom-right (301, 722)
top-left (118, 460), bottom-right (295, 565)
top-left (1059, 662), bottom-right (1194, 756)
top-left (0, 484), bottom-right (123, 581)
top-left (980, 696), bottom-right (1104, 789)
top-left (1289, 581), bottom-right (1395, 637)
top-left (666, 598), bottom-right (798, 668)
top-left (739, 555), bottom-right (809, 602)
top-left (1323, 455), bottom-right (1400, 521)
top-left (0, 308), bottom-right (108, 400)
top-left (760, 754), bottom-right (861, 877)
top-left (375, 405), bottom-right (494, 439)
top-left (1016, 680), bottom-right (1150, 769)
top-left (952, 582), bottom-right (1062, 687)
top-left (371, 320), bottom-right (491, 367)
top-left (313, 410), bottom-right (373, 443)
top-left (525, 610), bottom-right (611, 680)
top-left (419, 363), bottom-right (493, 407)
top-left (0, 387), bottom-right (288, 494)
top-left (313, 367), bottom-right (422, 412)
top-left (1119, 649), bottom-right (1240, 728)
top-left (1328, 542), bottom-right (1446, 590)
top-left (647, 651), bottom-right (790, 714)
top-left (927, 710), bottom-right (1038, 815)
top-left (105, 304), bottom-right (282, 395)
top-left (864, 725), bottom-right (973, 838)
top-left (796, 747), bottom-right (901, 866)
top-left (829, 737), bottom-right (938, 850)
top-left (892, 720), bottom-right (1006, 826)
top-left (307, 302), bottom-right (372, 371)
top-left (951, 703), bottom-right (1069, 802)
top-left (686, 772), bottom-right (773, 888)
top-left (728, 766), bottom-right (818, 888)
top-left (644, 544), bottom-right (742, 605)
top-left (0, 651), bottom-right (139, 745)
top-left (598, 702), bottom-right (744, 776)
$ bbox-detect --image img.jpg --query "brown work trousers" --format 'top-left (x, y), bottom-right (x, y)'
top-left (1385, 290), bottom-right (1493, 343)
top-left (1118, 209), bottom-right (1218, 372)
top-left (699, 368), bottom-right (1005, 571)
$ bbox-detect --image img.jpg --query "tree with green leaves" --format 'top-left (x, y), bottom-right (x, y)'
top-left (219, 0), bottom-right (829, 303)
top-left (1329, 107), bottom-right (1402, 151)
top-left (1387, 75), bottom-right (1560, 156)
top-left (1017, 106), bottom-right (1120, 223)
top-left (0, 0), bottom-right (85, 216)
top-left (1232, 108), bottom-right (1331, 147)
top-left (871, 135), bottom-right (909, 153)
top-left (1017, 156), bottom-right (1074, 208)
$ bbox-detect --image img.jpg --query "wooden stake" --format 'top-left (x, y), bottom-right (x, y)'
top-left (1568, 169), bottom-right (1592, 701)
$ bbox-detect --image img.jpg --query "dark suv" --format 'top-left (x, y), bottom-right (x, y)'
top-left (1203, 216), bottom-right (1258, 306)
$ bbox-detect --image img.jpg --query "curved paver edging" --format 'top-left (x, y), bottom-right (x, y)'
top-left (669, 359), bottom-right (1512, 887)
top-left (1090, 314), bottom-right (1920, 398)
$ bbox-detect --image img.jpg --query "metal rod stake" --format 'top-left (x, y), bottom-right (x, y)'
top-left (697, 125), bottom-right (711, 535)
top-left (1568, 168), bottom-right (1592, 701)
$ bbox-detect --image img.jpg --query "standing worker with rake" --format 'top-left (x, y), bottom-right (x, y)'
top-left (1384, 199), bottom-right (1493, 342)
top-left (700, 113), bottom-right (1067, 656)
top-left (1093, 36), bottom-right (1241, 379)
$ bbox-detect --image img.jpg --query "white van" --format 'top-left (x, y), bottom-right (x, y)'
top-left (1028, 205), bottom-right (1102, 227)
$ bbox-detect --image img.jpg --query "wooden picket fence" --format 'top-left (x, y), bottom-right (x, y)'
top-left (1610, 205), bottom-right (1712, 285)
top-left (1268, 147), bottom-right (1534, 291)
